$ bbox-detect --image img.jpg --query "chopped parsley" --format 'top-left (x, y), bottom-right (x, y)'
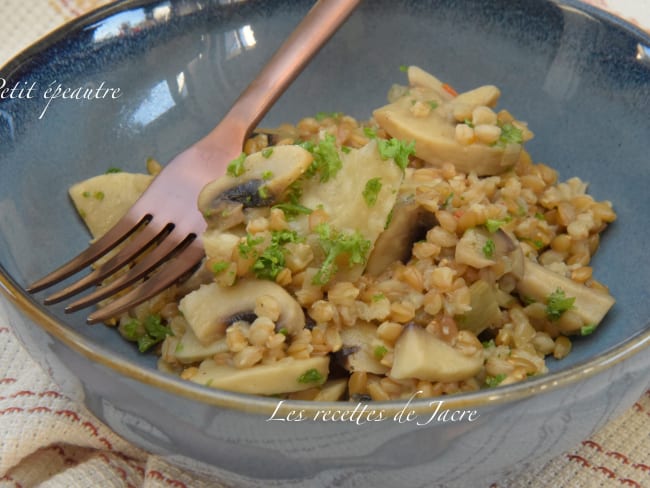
top-left (427, 100), bottom-right (439, 110)
top-left (399, 64), bottom-right (409, 72)
top-left (261, 170), bottom-right (274, 180)
top-left (238, 234), bottom-right (264, 258)
top-left (374, 345), bottom-right (388, 359)
top-left (273, 180), bottom-right (312, 218)
top-left (545, 288), bottom-right (575, 321)
top-left (362, 177), bottom-right (382, 207)
top-left (211, 261), bottom-right (229, 274)
top-left (261, 148), bottom-right (274, 159)
top-left (485, 217), bottom-right (511, 233)
top-left (298, 368), bottom-right (324, 384)
top-left (312, 223), bottom-right (371, 285)
top-left (482, 339), bottom-right (496, 349)
top-left (105, 167), bottom-right (122, 173)
top-left (372, 293), bottom-right (385, 302)
top-left (278, 327), bottom-right (289, 336)
top-left (315, 111), bottom-right (341, 121)
top-left (252, 230), bottom-right (301, 281)
top-left (258, 185), bottom-right (270, 199)
top-left (302, 134), bottom-right (343, 182)
top-left (534, 212), bottom-right (546, 220)
top-left (226, 152), bottom-right (247, 177)
top-left (485, 373), bottom-right (507, 388)
top-left (123, 314), bottom-right (172, 353)
top-left (463, 118), bottom-right (474, 128)
top-left (341, 146), bottom-right (352, 154)
top-left (273, 202), bottom-right (313, 217)
top-left (580, 323), bottom-right (597, 336)
top-left (363, 127), bottom-right (377, 139)
top-left (377, 138), bottom-right (415, 171)
top-left (496, 123), bottom-right (524, 147)
top-left (482, 238), bottom-right (496, 258)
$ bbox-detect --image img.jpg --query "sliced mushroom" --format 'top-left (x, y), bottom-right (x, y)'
top-left (365, 198), bottom-right (436, 276)
top-left (336, 321), bottom-right (388, 375)
top-left (455, 227), bottom-right (524, 279)
top-left (178, 280), bottom-right (305, 345)
top-left (390, 324), bottom-right (483, 382)
top-left (406, 65), bottom-right (455, 101)
top-left (313, 378), bottom-right (348, 402)
top-left (373, 67), bottom-right (533, 176)
top-left (457, 279), bottom-right (501, 335)
top-left (191, 356), bottom-right (329, 395)
top-left (164, 328), bottom-right (229, 364)
top-left (198, 145), bottom-right (313, 230)
top-left (516, 260), bottom-right (615, 329)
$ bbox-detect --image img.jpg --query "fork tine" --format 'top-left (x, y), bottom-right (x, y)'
top-left (27, 214), bottom-right (147, 293)
top-left (86, 242), bottom-right (205, 324)
top-left (43, 219), bottom-right (171, 305)
top-left (64, 229), bottom-right (195, 313)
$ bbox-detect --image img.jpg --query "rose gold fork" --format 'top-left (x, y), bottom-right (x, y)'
top-left (27, 0), bottom-right (361, 324)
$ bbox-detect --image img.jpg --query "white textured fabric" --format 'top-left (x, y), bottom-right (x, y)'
top-left (1, 1), bottom-right (649, 487)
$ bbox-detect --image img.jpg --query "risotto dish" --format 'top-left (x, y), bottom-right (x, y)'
top-left (69, 67), bottom-right (616, 402)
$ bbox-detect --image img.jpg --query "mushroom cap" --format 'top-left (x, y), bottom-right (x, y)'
top-left (179, 280), bottom-right (305, 345)
top-left (198, 145), bottom-right (313, 230)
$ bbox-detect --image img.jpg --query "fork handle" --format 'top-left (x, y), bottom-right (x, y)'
top-left (211, 0), bottom-right (361, 140)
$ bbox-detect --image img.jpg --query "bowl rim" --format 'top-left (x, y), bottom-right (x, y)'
top-left (1, 0), bottom-right (650, 417)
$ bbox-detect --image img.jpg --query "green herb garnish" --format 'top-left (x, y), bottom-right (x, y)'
top-left (312, 223), bottom-right (371, 285)
top-left (482, 339), bottom-right (496, 349)
top-left (485, 373), bottom-right (507, 388)
top-left (303, 134), bottom-right (342, 182)
top-left (261, 170), bottom-right (274, 180)
top-left (363, 127), bottom-right (377, 139)
top-left (105, 167), bottom-right (122, 173)
top-left (485, 217), bottom-right (511, 233)
top-left (427, 100), bottom-right (439, 110)
top-left (374, 345), bottom-right (388, 360)
top-left (298, 368), bottom-right (324, 384)
top-left (261, 148), bottom-right (274, 159)
top-left (123, 314), bottom-right (172, 353)
top-left (399, 64), bottom-right (409, 72)
top-left (238, 233), bottom-right (264, 258)
top-left (252, 230), bottom-right (301, 281)
top-left (377, 138), bottom-right (415, 171)
top-left (580, 324), bottom-right (597, 336)
top-left (315, 111), bottom-right (341, 121)
top-left (226, 152), bottom-right (247, 177)
top-left (496, 123), bottom-right (523, 146)
top-left (546, 288), bottom-right (575, 321)
top-left (211, 261), bottom-right (229, 274)
top-left (362, 177), bottom-right (382, 207)
top-left (482, 238), bottom-right (496, 258)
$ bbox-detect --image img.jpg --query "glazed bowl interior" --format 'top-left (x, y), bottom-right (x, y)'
top-left (1, 0), bottom-right (650, 407)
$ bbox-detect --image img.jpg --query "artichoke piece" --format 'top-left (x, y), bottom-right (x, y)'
top-left (457, 280), bottom-right (501, 335)
top-left (391, 324), bottom-right (483, 382)
top-left (69, 172), bottom-right (153, 238)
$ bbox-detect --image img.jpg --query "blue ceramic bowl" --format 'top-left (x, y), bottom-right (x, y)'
top-left (1, 0), bottom-right (649, 486)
